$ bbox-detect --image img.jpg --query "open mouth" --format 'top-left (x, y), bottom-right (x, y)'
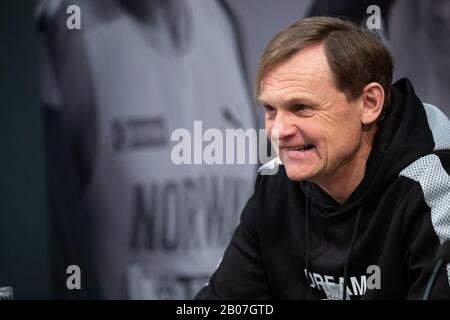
top-left (288, 144), bottom-right (315, 151)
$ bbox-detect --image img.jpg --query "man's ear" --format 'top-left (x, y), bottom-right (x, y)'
top-left (360, 82), bottom-right (385, 125)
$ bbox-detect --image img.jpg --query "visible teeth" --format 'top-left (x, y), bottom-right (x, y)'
top-left (291, 145), bottom-right (313, 151)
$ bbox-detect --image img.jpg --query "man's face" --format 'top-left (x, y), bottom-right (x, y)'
top-left (259, 43), bottom-right (365, 184)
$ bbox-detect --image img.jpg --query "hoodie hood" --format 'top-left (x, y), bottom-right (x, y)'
top-left (300, 78), bottom-right (436, 217)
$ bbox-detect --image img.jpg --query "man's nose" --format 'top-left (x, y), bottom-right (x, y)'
top-left (272, 113), bottom-right (297, 140)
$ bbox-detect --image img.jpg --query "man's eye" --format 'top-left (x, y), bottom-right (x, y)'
top-left (264, 105), bottom-right (276, 113)
top-left (294, 104), bottom-right (314, 116)
top-left (294, 104), bottom-right (307, 111)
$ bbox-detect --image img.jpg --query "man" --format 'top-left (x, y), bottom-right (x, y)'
top-left (196, 17), bottom-right (450, 299)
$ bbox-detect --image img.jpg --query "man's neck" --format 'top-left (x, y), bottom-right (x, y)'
top-left (316, 128), bottom-right (377, 205)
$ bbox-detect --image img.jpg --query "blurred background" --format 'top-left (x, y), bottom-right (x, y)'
top-left (0, 0), bottom-right (449, 299)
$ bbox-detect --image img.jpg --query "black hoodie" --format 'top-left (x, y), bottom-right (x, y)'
top-left (196, 79), bottom-right (450, 300)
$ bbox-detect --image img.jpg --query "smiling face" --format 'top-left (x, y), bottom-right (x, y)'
top-left (259, 43), bottom-right (368, 187)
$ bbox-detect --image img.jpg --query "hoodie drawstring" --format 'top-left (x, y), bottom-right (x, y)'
top-left (342, 207), bottom-right (362, 300)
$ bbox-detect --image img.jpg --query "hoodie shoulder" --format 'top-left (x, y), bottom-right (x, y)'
top-left (423, 103), bottom-right (450, 151)
top-left (399, 151), bottom-right (450, 250)
top-left (399, 103), bottom-right (450, 187)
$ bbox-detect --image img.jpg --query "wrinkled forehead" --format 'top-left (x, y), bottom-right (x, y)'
top-left (259, 44), bottom-right (335, 105)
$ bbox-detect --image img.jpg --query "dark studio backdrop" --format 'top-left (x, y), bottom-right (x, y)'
top-left (0, 0), bottom-right (51, 299)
